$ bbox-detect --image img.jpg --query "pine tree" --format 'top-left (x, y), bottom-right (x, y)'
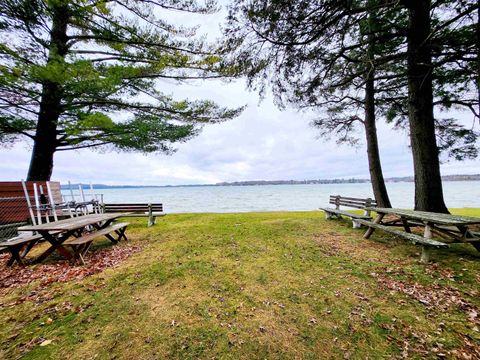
top-left (225, 0), bottom-right (479, 212)
top-left (0, 0), bottom-right (243, 180)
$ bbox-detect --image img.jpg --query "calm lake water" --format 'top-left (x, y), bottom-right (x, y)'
top-left (65, 181), bottom-right (480, 213)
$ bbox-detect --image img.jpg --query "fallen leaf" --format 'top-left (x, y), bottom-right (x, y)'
top-left (468, 310), bottom-right (477, 322)
top-left (39, 339), bottom-right (52, 346)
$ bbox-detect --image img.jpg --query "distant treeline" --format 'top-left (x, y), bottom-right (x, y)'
top-left (61, 174), bottom-right (480, 189)
top-left (216, 174), bottom-right (480, 186)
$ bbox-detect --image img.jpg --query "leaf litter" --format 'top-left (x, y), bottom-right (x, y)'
top-left (0, 244), bottom-right (142, 293)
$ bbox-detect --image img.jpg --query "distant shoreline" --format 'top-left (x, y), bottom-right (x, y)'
top-left (62, 174), bottom-right (480, 189)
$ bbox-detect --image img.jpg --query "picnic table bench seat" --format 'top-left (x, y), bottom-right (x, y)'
top-left (320, 195), bottom-right (376, 228)
top-left (354, 218), bottom-right (448, 248)
top-left (0, 234), bottom-right (43, 266)
top-left (102, 203), bottom-right (164, 227)
top-left (64, 222), bottom-right (129, 264)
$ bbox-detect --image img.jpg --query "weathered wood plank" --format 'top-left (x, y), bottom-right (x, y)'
top-left (0, 234), bottom-right (42, 247)
top-left (355, 218), bottom-right (448, 248)
top-left (369, 208), bottom-right (480, 225)
top-left (18, 213), bottom-right (128, 232)
top-left (329, 195), bottom-right (377, 203)
top-left (320, 208), bottom-right (371, 219)
top-left (64, 222), bottom-right (129, 245)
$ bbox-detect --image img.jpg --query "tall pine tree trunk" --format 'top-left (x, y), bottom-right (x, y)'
top-left (27, 6), bottom-right (69, 181)
top-left (404, 0), bottom-right (448, 213)
top-left (477, 5), bottom-right (479, 122)
top-left (364, 58), bottom-right (391, 208)
top-left (363, 3), bottom-right (391, 208)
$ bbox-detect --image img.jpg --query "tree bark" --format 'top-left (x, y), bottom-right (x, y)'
top-left (477, 4), bottom-right (479, 124)
top-left (27, 6), bottom-right (69, 181)
top-left (363, 3), bottom-right (391, 208)
top-left (364, 45), bottom-right (391, 208)
top-left (404, 0), bottom-right (448, 213)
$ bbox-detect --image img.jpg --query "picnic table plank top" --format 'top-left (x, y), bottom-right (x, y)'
top-left (18, 213), bottom-right (130, 232)
top-left (368, 208), bottom-right (480, 226)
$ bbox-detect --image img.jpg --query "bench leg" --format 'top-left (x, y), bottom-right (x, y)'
top-left (69, 242), bottom-right (92, 265)
top-left (104, 226), bottom-right (128, 243)
top-left (104, 233), bottom-right (119, 244)
top-left (420, 246), bottom-right (430, 263)
top-left (148, 215), bottom-right (156, 227)
top-left (420, 224), bottom-right (433, 263)
top-left (352, 220), bottom-right (361, 229)
top-left (79, 242), bottom-right (93, 265)
top-left (115, 227), bottom-right (128, 242)
top-left (69, 245), bottom-right (81, 264)
top-left (325, 212), bottom-right (332, 220)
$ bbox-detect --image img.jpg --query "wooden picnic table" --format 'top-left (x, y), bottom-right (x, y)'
top-left (17, 213), bottom-right (129, 264)
top-left (361, 207), bottom-right (480, 262)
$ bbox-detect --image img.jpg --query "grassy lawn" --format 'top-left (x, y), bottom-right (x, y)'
top-left (1, 210), bottom-right (479, 359)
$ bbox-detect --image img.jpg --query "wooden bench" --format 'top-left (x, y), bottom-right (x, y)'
top-left (354, 218), bottom-right (448, 262)
top-left (0, 234), bottom-right (43, 266)
top-left (103, 203), bottom-right (164, 227)
top-left (64, 222), bottom-right (129, 264)
top-left (320, 195), bottom-right (377, 228)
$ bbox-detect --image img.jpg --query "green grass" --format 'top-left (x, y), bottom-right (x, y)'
top-left (1, 209), bottom-right (479, 359)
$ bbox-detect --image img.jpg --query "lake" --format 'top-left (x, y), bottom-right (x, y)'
top-left (64, 181), bottom-right (480, 213)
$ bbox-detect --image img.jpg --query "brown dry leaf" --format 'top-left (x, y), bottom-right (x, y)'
top-left (0, 245), bottom-right (142, 298)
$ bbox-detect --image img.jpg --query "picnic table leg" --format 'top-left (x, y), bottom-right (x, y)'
top-left (35, 231), bottom-right (74, 263)
top-left (421, 224), bottom-right (433, 263)
top-left (363, 213), bottom-right (384, 239)
top-left (401, 217), bottom-right (412, 233)
top-left (20, 239), bottom-right (39, 258)
top-left (104, 233), bottom-right (118, 244)
top-left (457, 225), bottom-right (480, 252)
top-left (6, 246), bottom-right (24, 266)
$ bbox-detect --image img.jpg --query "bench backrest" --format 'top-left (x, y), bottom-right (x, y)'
top-left (103, 203), bottom-right (163, 213)
top-left (329, 195), bottom-right (377, 210)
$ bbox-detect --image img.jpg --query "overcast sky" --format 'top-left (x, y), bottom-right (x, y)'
top-left (0, 2), bottom-right (479, 186)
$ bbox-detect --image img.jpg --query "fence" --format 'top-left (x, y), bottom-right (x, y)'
top-left (0, 197), bottom-right (32, 241)
top-left (0, 186), bottom-right (103, 242)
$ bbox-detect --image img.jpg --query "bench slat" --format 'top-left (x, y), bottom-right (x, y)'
top-left (320, 208), bottom-right (371, 219)
top-left (103, 203), bottom-right (164, 227)
top-left (329, 195), bottom-right (377, 203)
top-left (104, 208), bottom-right (153, 212)
top-left (354, 219), bottom-right (448, 248)
top-left (329, 198), bottom-right (375, 204)
top-left (0, 234), bottom-right (43, 247)
top-left (64, 222), bottom-right (129, 245)
top-left (119, 213), bottom-right (166, 217)
top-left (330, 202), bottom-right (368, 209)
